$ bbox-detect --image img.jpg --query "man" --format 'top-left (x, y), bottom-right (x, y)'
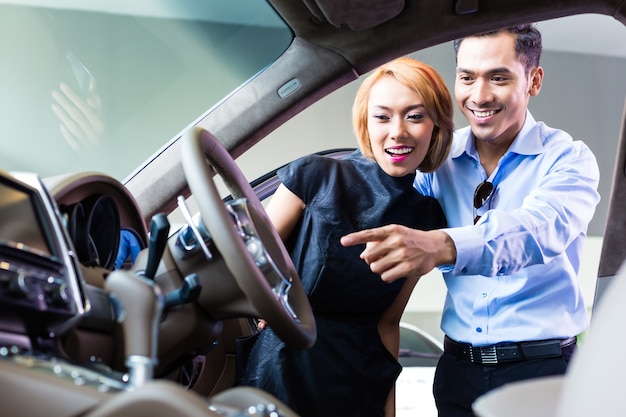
top-left (341, 24), bottom-right (600, 416)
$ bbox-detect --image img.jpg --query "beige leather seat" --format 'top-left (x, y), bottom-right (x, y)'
top-left (472, 260), bottom-right (626, 417)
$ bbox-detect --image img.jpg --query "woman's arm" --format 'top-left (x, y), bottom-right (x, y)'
top-left (265, 183), bottom-right (306, 241)
top-left (378, 275), bottom-right (421, 417)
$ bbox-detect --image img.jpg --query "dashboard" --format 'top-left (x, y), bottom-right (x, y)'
top-left (0, 169), bottom-right (149, 357)
top-left (0, 168), bottom-right (299, 417)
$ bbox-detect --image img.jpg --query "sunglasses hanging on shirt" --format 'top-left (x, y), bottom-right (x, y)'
top-left (473, 180), bottom-right (495, 224)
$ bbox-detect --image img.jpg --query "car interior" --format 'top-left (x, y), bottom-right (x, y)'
top-left (2, 0), bottom-right (626, 416)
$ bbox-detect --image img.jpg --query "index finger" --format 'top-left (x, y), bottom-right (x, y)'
top-left (340, 227), bottom-right (388, 247)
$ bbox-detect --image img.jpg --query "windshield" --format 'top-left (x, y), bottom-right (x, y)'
top-left (2, 0), bottom-right (292, 181)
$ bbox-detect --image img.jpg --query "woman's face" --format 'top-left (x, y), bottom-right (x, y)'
top-left (367, 75), bottom-right (434, 177)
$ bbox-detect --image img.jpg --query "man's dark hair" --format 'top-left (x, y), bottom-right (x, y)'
top-left (453, 24), bottom-right (542, 74)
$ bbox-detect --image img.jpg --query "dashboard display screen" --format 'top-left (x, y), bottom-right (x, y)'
top-left (0, 178), bottom-right (52, 257)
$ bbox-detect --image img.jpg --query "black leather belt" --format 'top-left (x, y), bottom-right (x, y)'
top-left (444, 336), bottom-right (576, 365)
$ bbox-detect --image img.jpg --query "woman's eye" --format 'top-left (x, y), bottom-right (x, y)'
top-left (408, 113), bottom-right (424, 121)
top-left (372, 114), bottom-right (389, 120)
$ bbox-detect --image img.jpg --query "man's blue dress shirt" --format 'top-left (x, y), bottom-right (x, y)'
top-left (414, 111), bottom-right (600, 345)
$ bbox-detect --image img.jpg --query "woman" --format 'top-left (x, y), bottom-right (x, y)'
top-left (237, 57), bottom-right (453, 416)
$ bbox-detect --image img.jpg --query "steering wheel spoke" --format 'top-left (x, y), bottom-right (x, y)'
top-left (227, 198), bottom-right (298, 320)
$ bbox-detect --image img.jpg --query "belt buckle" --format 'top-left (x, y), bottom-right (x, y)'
top-left (472, 345), bottom-right (498, 364)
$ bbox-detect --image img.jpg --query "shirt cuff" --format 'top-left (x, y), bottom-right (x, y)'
top-left (442, 226), bottom-right (484, 275)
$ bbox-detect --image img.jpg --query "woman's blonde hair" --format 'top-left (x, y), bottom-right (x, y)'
top-left (352, 57), bottom-right (453, 173)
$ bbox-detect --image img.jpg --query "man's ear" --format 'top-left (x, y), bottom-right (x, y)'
top-left (529, 66), bottom-right (544, 96)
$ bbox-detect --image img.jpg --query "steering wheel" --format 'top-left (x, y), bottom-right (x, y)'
top-left (181, 126), bottom-right (316, 349)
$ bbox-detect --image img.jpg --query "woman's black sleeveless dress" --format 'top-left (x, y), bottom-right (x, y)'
top-left (237, 151), bottom-right (446, 417)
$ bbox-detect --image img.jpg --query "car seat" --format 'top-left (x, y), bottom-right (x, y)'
top-left (472, 259), bottom-right (626, 417)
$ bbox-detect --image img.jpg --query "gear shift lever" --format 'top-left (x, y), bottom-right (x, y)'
top-left (105, 270), bottom-right (164, 388)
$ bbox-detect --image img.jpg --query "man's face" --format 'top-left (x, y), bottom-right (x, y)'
top-left (454, 31), bottom-right (542, 147)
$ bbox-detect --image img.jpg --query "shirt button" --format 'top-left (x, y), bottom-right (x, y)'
top-left (482, 293), bottom-right (487, 297)
top-left (476, 327), bottom-right (483, 333)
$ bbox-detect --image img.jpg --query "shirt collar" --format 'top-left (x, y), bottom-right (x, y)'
top-left (452, 110), bottom-right (544, 160)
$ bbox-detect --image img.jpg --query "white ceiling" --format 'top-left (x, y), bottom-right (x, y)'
top-left (537, 14), bottom-right (626, 58)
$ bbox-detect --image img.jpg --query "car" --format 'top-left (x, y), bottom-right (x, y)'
top-left (1, 1), bottom-right (626, 416)
top-left (397, 322), bottom-right (443, 417)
